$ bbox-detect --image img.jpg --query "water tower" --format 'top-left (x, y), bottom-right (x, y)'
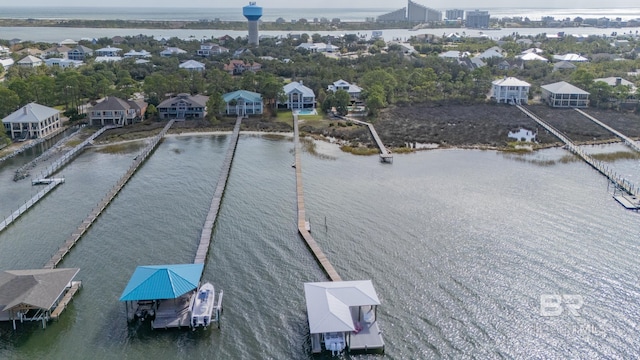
top-left (243, 2), bottom-right (262, 45)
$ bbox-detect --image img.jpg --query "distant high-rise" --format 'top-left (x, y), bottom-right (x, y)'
top-left (466, 10), bottom-right (490, 28)
top-left (445, 9), bottom-right (464, 21)
top-left (243, 2), bottom-right (262, 45)
top-left (376, 0), bottom-right (441, 23)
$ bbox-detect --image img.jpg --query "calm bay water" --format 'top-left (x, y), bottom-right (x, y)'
top-left (0, 134), bottom-right (639, 358)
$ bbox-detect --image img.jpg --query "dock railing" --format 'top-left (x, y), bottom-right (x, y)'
top-left (341, 116), bottom-right (392, 163)
top-left (574, 108), bottom-right (640, 154)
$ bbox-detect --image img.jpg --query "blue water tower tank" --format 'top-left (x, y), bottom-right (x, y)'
top-left (243, 2), bottom-right (263, 21)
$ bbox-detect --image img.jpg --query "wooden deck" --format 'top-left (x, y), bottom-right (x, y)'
top-left (344, 117), bottom-right (393, 163)
top-left (50, 281), bottom-right (82, 320)
top-left (194, 116), bottom-right (242, 264)
top-left (517, 105), bottom-right (639, 200)
top-left (150, 294), bottom-right (192, 329)
top-left (293, 114), bottom-right (342, 282)
top-left (574, 108), bottom-right (640, 154)
top-left (44, 120), bottom-right (175, 269)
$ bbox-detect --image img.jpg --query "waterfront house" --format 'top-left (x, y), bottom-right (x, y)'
top-left (491, 77), bottom-right (531, 105)
top-left (89, 96), bottom-right (148, 126)
top-left (222, 90), bottom-right (263, 117)
top-left (223, 60), bottom-right (261, 75)
top-left (593, 77), bottom-right (638, 104)
top-left (44, 58), bottom-right (83, 68)
top-left (0, 268), bottom-right (81, 329)
top-left (160, 47), bottom-right (187, 57)
top-left (2, 103), bottom-right (61, 140)
top-left (95, 46), bottom-right (122, 57)
top-left (304, 280), bottom-right (384, 355)
top-left (16, 55), bottom-right (43, 68)
top-left (280, 81), bottom-right (316, 109)
top-left (327, 79), bottom-right (363, 101)
top-left (197, 43), bottom-right (229, 57)
top-left (67, 45), bottom-right (93, 61)
top-left (541, 81), bottom-right (590, 108)
top-left (157, 93), bottom-right (208, 120)
top-left (179, 60), bottom-right (206, 72)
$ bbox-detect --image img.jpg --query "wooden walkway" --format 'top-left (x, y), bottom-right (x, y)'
top-left (194, 116), bottom-right (242, 264)
top-left (0, 179), bottom-right (65, 233)
top-left (294, 114), bottom-right (342, 282)
top-left (345, 117), bottom-right (393, 163)
top-left (44, 120), bottom-right (175, 269)
top-left (574, 108), bottom-right (640, 153)
top-left (517, 105), bottom-right (639, 198)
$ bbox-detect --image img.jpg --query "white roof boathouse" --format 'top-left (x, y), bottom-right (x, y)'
top-left (304, 280), bottom-right (384, 355)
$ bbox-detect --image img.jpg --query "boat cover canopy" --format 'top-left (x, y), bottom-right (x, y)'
top-left (0, 268), bottom-right (80, 313)
top-left (304, 280), bottom-right (381, 334)
top-left (119, 264), bottom-right (203, 301)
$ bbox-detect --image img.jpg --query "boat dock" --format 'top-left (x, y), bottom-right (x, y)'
top-left (194, 116), bottom-right (242, 264)
top-left (0, 178), bottom-right (65, 233)
top-left (33, 125), bottom-right (117, 183)
top-left (345, 117), bottom-right (393, 163)
top-left (517, 105), bottom-right (639, 206)
top-left (150, 294), bottom-right (192, 329)
top-left (44, 120), bottom-right (175, 269)
top-left (573, 108), bottom-right (640, 154)
top-left (50, 280), bottom-right (82, 320)
top-left (293, 114), bottom-right (342, 282)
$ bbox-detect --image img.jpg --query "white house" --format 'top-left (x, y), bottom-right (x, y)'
top-left (44, 58), bottom-right (83, 68)
top-left (491, 77), bottom-right (531, 105)
top-left (439, 50), bottom-right (471, 59)
top-left (222, 90), bottom-right (263, 117)
top-left (0, 58), bottom-right (14, 69)
top-left (475, 46), bottom-right (504, 60)
top-left (95, 56), bottom-right (122, 63)
top-left (552, 53), bottom-right (588, 62)
top-left (280, 81), bottom-right (316, 109)
top-left (197, 43), bottom-right (229, 56)
top-left (123, 49), bottom-right (151, 58)
top-left (297, 42), bottom-right (339, 53)
top-left (517, 52), bottom-right (548, 62)
top-left (2, 103), bottom-right (62, 140)
top-left (541, 81), bottom-right (590, 108)
top-left (16, 55), bottom-right (43, 67)
top-left (179, 60), bottom-right (205, 71)
top-left (94, 46), bottom-right (122, 57)
top-left (327, 79), bottom-right (363, 100)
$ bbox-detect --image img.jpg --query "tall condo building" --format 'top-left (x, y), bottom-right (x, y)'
top-left (445, 9), bottom-right (464, 21)
top-left (466, 9), bottom-right (490, 28)
top-left (243, 2), bottom-right (263, 45)
top-left (377, 0), bottom-right (441, 23)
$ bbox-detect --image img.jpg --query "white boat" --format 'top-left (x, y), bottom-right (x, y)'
top-left (190, 282), bottom-right (216, 329)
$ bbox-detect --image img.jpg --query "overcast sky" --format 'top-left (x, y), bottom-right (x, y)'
top-left (2, 0), bottom-right (638, 8)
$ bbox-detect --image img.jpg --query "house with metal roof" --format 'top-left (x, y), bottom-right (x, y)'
top-left (552, 53), bottom-right (588, 62)
top-left (280, 81), bottom-right (316, 109)
top-left (16, 55), bottom-right (43, 67)
top-left (179, 60), bottom-right (206, 72)
top-left (304, 280), bottom-right (384, 355)
top-left (593, 77), bottom-right (637, 92)
top-left (44, 58), bottom-right (83, 68)
top-left (296, 42), bottom-right (339, 53)
top-left (95, 46), bottom-right (122, 57)
top-left (517, 52), bottom-right (548, 62)
top-left (0, 268), bottom-right (80, 329)
top-left (160, 47), bottom-right (187, 57)
top-left (89, 96), bottom-right (147, 126)
top-left (222, 90), bottom-right (263, 117)
top-left (475, 46), bottom-right (504, 60)
top-left (553, 60), bottom-right (577, 72)
top-left (327, 79), bottom-right (363, 101)
top-left (491, 77), bottom-right (531, 105)
top-left (157, 93), bottom-right (209, 119)
top-left (2, 103), bottom-right (62, 140)
top-left (43, 45), bottom-right (71, 59)
top-left (541, 81), bottom-right (590, 108)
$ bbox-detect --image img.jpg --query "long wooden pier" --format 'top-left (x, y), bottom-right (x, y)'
top-left (517, 105), bottom-right (639, 198)
top-left (574, 108), bottom-right (640, 153)
top-left (345, 117), bottom-right (393, 163)
top-left (194, 116), bottom-right (242, 264)
top-left (44, 120), bottom-right (175, 269)
top-left (0, 179), bottom-right (65, 233)
top-left (294, 114), bottom-right (342, 282)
